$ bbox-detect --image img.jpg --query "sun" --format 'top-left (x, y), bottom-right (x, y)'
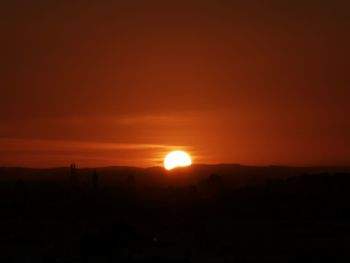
top-left (164, 150), bottom-right (192, 170)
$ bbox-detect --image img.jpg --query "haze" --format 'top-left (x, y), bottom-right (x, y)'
top-left (1, 1), bottom-right (350, 167)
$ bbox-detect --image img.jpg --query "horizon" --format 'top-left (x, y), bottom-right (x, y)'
top-left (2, 163), bottom-right (350, 170)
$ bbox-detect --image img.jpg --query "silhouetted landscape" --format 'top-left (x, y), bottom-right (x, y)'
top-left (2, 0), bottom-right (350, 262)
top-left (1, 164), bottom-right (350, 262)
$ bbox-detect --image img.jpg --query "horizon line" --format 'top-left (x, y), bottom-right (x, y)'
top-left (1, 163), bottom-right (350, 170)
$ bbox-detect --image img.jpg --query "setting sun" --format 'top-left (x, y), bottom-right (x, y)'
top-left (164, 150), bottom-right (192, 170)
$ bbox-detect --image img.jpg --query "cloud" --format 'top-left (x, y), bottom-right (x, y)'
top-left (0, 137), bottom-right (180, 151)
top-left (0, 137), bottom-right (186, 167)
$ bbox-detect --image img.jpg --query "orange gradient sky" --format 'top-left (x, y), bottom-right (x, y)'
top-left (1, 1), bottom-right (350, 167)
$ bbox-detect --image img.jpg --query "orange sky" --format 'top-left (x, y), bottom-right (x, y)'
top-left (1, 1), bottom-right (350, 167)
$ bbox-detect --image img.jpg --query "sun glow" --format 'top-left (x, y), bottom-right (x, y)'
top-left (164, 150), bottom-right (192, 170)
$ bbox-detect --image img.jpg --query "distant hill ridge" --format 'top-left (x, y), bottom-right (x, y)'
top-left (0, 164), bottom-right (349, 189)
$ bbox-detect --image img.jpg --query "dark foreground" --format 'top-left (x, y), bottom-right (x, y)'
top-left (0, 165), bottom-right (350, 262)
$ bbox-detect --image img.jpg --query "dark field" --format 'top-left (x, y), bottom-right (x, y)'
top-left (1, 165), bottom-right (350, 262)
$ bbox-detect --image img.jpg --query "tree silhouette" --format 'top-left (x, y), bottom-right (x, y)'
top-left (92, 170), bottom-right (99, 192)
top-left (127, 174), bottom-right (135, 187)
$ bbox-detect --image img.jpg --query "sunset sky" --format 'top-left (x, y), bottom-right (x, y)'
top-left (1, 1), bottom-right (350, 167)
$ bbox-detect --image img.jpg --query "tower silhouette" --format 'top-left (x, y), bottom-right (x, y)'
top-left (70, 163), bottom-right (77, 189)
